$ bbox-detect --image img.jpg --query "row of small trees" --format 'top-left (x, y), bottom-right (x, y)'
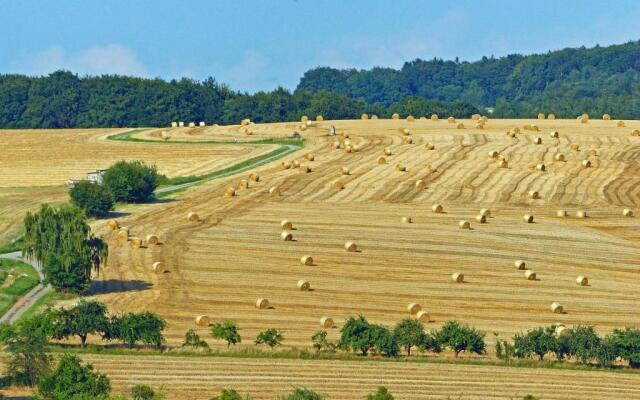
top-left (498, 325), bottom-right (640, 367)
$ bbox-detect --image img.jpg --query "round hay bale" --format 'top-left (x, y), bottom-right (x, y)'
top-left (623, 208), bottom-right (634, 217)
top-left (300, 165), bottom-right (311, 174)
top-left (344, 145), bottom-right (353, 153)
top-left (631, 129), bottom-right (640, 136)
top-left (617, 120), bottom-right (625, 127)
top-left (550, 302), bottom-right (563, 313)
top-left (506, 131), bottom-right (515, 139)
top-left (225, 187), bottom-right (237, 197)
top-left (145, 235), bottom-right (159, 245)
top-left (344, 241), bottom-right (357, 252)
top-left (320, 317), bottom-right (334, 328)
top-left (529, 190), bottom-right (540, 199)
top-left (316, 115), bottom-right (324, 122)
top-left (292, 160), bottom-right (301, 168)
top-left (536, 163), bottom-right (546, 171)
top-left (241, 118), bottom-right (251, 126)
top-left (199, 121), bottom-right (206, 127)
top-left (576, 276), bottom-right (588, 286)
top-left (549, 131), bottom-right (559, 138)
top-left (447, 116), bottom-right (455, 123)
top-left (537, 113), bottom-right (545, 120)
top-left (297, 280), bottom-right (311, 291)
top-left (480, 209), bottom-right (491, 218)
top-left (395, 163), bottom-right (406, 172)
top-left (371, 114), bottom-right (379, 120)
top-left (525, 270), bottom-right (537, 280)
top-left (582, 160), bottom-right (592, 168)
top-left (361, 113), bottom-right (369, 120)
top-left (555, 325), bottom-right (569, 337)
top-left (557, 210), bottom-right (567, 217)
top-left (332, 180), bottom-right (345, 190)
top-left (475, 123), bottom-right (485, 130)
top-left (332, 141), bottom-right (341, 149)
top-left (570, 143), bottom-right (580, 151)
top-left (404, 136), bottom-right (413, 144)
top-left (238, 180), bottom-right (250, 189)
top-left (378, 156), bottom-right (387, 165)
top-left (301, 115), bottom-right (308, 123)
top-left (178, 121), bottom-right (185, 127)
top-left (415, 179), bottom-right (426, 190)
top-left (580, 114), bottom-right (589, 123)
top-left (431, 114), bottom-right (438, 121)
top-left (523, 214), bottom-right (534, 223)
top-left (531, 125), bottom-right (540, 132)
top-left (602, 114), bottom-right (611, 120)
top-left (305, 153), bottom-right (315, 161)
top-left (280, 220), bottom-right (293, 230)
top-left (425, 143), bottom-right (435, 150)
top-left (554, 153), bottom-right (566, 162)
top-left (282, 161), bottom-right (292, 169)
top-left (116, 229), bottom-right (129, 242)
top-left (471, 114), bottom-right (481, 121)
top-left (407, 115), bottom-right (415, 122)
top-left (255, 298), bottom-right (269, 309)
top-left (456, 122), bottom-right (465, 129)
top-left (269, 186), bottom-right (280, 196)
top-left (300, 125), bottom-right (307, 131)
top-left (152, 261), bottom-right (165, 273)
top-left (498, 159), bottom-right (509, 168)
top-left (281, 231), bottom-right (293, 241)
top-left (248, 173), bottom-right (260, 182)
top-left (488, 150), bottom-right (499, 158)
top-left (576, 210), bottom-right (588, 218)
top-left (400, 128), bottom-right (410, 135)
top-left (187, 212), bottom-right (199, 222)
top-left (514, 260), bottom-right (526, 270)
top-left (171, 121), bottom-right (178, 128)
top-left (106, 219), bottom-right (119, 230)
top-left (534, 137), bottom-right (542, 145)
top-left (300, 255), bottom-right (313, 266)
top-left (340, 166), bottom-right (351, 176)
top-left (452, 272), bottom-right (464, 283)
top-left (548, 113), bottom-right (556, 120)
top-left (475, 214), bottom-right (486, 223)
top-left (402, 216), bottom-right (413, 224)
top-left (188, 122), bottom-right (196, 128)
top-left (306, 120), bottom-right (316, 127)
top-left (195, 315), bottom-right (210, 327)
top-left (432, 204), bottom-right (444, 213)
top-left (391, 113), bottom-right (400, 120)
top-left (459, 220), bottom-right (471, 229)
top-left (129, 237), bottom-right (142, 248)
top-left (416, 310), bottom-right (430, 323)
top-left (407, 303), bottom-right (422, 314)
top-left (384, 148), bottom-right (392, 156)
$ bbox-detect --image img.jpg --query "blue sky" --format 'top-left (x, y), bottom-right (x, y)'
top-left (1, 0), bottom-right (638, 92)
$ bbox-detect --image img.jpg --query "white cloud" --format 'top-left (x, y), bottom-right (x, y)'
top-left (10, 44), bottom-right (148, 77)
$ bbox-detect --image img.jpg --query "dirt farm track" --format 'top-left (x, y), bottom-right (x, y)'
top-left (2, 117), bottom-right (640, 398)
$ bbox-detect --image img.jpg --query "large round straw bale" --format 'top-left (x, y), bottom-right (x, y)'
top-left (407, 115), bottom-right (415, 122)
top-left (630, 129), bottom-right (640, 136)
top-left (415, 179), bottom-right (426, 190)
top-left (523, 214), bottom-right (534, 223)
top-left (361, 113), bottom-right (369, 120)
top-left (395, 163), bottom-right (406, 172)
top-left (281, 231), bottom-right (293, 241)
top-left (534, 137), bottom-right (542, 145)
top-left (199, 121), bottom-right (206, 127)
top-left (537, 113), bottom-right (545, 120)
top-left (582, 159), bottom-right (591, 168)
top-left (617, 120), bottom-right (625, 127)
top-left (187, 212), bottom-right (199, 222)
top-left (145, 235), bottom-right (159, 245)
top-left (529, 190), bottom-right (540, 199)
top-left (247, 173), bottom-right (260, 183)
top-left (536, 163), bottom-right (546, 171)
top-left (576, 276), bottom-right (588, 286)
top-left (550, 302), bottom-right (563, 313)
top-left (456, 122), bottom-right (465, 129)
top-left (371, 114), bottom-right (379, 120)
top-left (391, 113), bottom-right (400, 120)
top-left (407, 303), bottom-right (422, 314)
top-left (471, 114), bottom-right (481, 121)
top-left (623, 208), bottom-right (634, 217)
top-left (316, 115), bottom-right (324, 122)
top-left (447, 116), bottom-right (455, 123)
top-left (106, 219), bottom-right (119, 230)
top-left (432, 204), bottom-right (444, 213)
top-left (301, 115), bottom-right (308, 122)
top-left (549, 131), bottom-right (559, 139)
top-left (282, 161), bottom-right (292, 169)
top-left (238, 180), bottom-right (250, 189)
top-left (475, 123), bottom-right (485, 130)
top-left (479, 209), bottom-right (491, 218)
top-left (514, 260), bottom-right (526, 270)
top-left (475, 214), bottom-right (486, 223)
top-left (116, 229), bottom-right (129, 242)
top-left (404, 136), bottom-right (413, 144)
top-left (576, 210), bottom-right (587, 218)
top-left (416, 310), bottom-right (430, 323)
top-left (340, 166), bottom-right (351, 176)
top-left (525, 270), bottom-right (537, 280)
top-left (459, 220), bottom-right (471, 229)
top-left (292, 160), bottom-right (301, 168)
top-left (452, 272), bottom-right (464, 283)
top-left (430, 114), bottom-right (438, 121)
top-left (344, 241), bottom-right (357, 252)
top-left (299, 124), bottom-right (307, 131)
top-left (554, 153), bottom-right (566, 162)
top-left (402, 216), bottom-right (413, 224)
top-left (300, 255), bottom-right (314, 266)
top-left (171, 121), bottom-right (178, 128)
top-left (555, 325), bottom-right (569, 337)
top-left (531, 125), bottom-right (540, 132)
top-left (269, 186), bottom-right (280, 196)
top-left (225, 187), bottom-right (237, 197)
top-left (498, 159), bottom-right (508, 168)
top-left (178, 121), bottom-right (185, 127)
top-left (320, 317), bottom-right (334, 328)
top-left (280, 220), bottom-right (293, 230)
top-left (188, 122), bottom-right (195, 128)
top-left (401, 128), bottom-right (411, 135)
top-left (570, 143), bottom-right (580, 151)
top-left (152, 261), bottom-right (165, 273)
top-left (332, 180), bottom-right (345, 190)
top-left (557, 210), bottom-right (567, 217)
top-left (297, 280), bottom-right (311, 291)
top-left (300, 165), bottom-right (311, 173)
top-left (255, 298), bottom-right (269, 309)
top-left (344, 145), bottom-right (353, 153)
top-left (129, 237), bottom-right (142, 248)
top-left (377, 156), bottom-right (387, 165)
top-left (548, 113), bottom-right (556, 120)
top-left (425, 143), bottom-right (435, 150)
top-left (195, 315), bottom-right (210, 327)
top-left (332, 141), bottom-right (341, 149)
top-left (241, 118), bottom-right (251, 126)
top-left (602, 114), bottom-right (611, 120)
top-left (305, 153), bottom-right (315, 162)
top-left (580, 114), bottom-right (589, 123)
top-left (488, 150), bottom-right (499, 158)
top-left (384, 148), bottom-right (392, 156)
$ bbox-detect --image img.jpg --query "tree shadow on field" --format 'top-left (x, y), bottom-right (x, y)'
top-left (103, 211), bottom-right (131, 218)
top-left (150, 197), bottom-right (177, 204)
top-left (87, 279), bottom-right (153, 295)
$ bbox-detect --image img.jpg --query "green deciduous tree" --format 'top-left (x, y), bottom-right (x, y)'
top-left (102, 160), bottom-right (160, 203)
top-left (211, 321), bottom-right (241, 348)
top-left (69, 180), bottom-right (114, 218)
top-left (339, 316), bottom-right (375, 356)
top-left (609, 327), bottom-right (640, 367)
top-left (435, 321), bottom-right (486, 357)
top-left (513, 326), bottom-right (558, 360)
top-left (38, 353), bottom-right (110, 400)
top-left (51, 300), bottom-right (110, 348)
top-left (393, 318), bottom-right (426, 356)
top-left (254, 328), bottom-right (284, 350)
top-left (107, 312), bottom-right (166, 348)
top-left (311, 330), bottom-right (336, 354)
top-left (280, 387), bottom-right (325, 400)
top-left (210, 388), bottom-right (248, 400)
top-left (567, 325), bottom-right (601, 364)
top-left (182, 329), bottom-right (210, 350)
top-left (365, 387), bottom-right (394, 400)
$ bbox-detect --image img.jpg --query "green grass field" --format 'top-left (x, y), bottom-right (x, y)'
top-left (0, 258), bottom-right (39, 316)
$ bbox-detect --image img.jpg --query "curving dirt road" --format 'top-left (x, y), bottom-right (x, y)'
top-left (0, 251), bottom-right (51, 324)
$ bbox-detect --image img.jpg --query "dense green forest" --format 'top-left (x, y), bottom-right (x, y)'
top-left (0, 41), bottom-right (637, 129)
top-left (298, 41), bottom-right (640, 119)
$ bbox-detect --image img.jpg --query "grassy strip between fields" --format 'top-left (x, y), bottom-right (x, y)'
top-left (0, 258), bottom-right (40, 317)
top-left (16, 291), bottom-right (77, 323)
top-left (44, 343), bottom-right (640, 376)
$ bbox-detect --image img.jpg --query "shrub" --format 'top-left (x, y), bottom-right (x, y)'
top-left (182, 329), bottom-right (210, 350)
top-left (280, 387), bottom-right (325, 400)
top-left (365, 386), bottom-right (394, 400)
top-left (0, 316), bottom-right (52, 387)
top-left (103, 160), bottom-right (160, 203)
top-left (255, 328), bottom-right (283, 350)
top-left (131, 384), bottom-right (156, 400)
top-left (210, 388), bottom-right (248, 400)
top-left (211, 321), bottom-right (241, 348)
top-left (38, 354), bottom-right (110, 400)
top-left (69, 180), bottom-right (114, 217)
top-left (311, 330), bottom-right (336, 354)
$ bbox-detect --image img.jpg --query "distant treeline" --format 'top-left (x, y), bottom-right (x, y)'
top-left (0, 71), bottom-right (478, 128)
top-left (298, 41), bottom-right (640, 119)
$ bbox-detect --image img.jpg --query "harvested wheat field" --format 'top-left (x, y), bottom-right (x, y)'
top-left (79, 354), bottom-right (640, 400)
top-left (92, 117), bottom-right (640, 353)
